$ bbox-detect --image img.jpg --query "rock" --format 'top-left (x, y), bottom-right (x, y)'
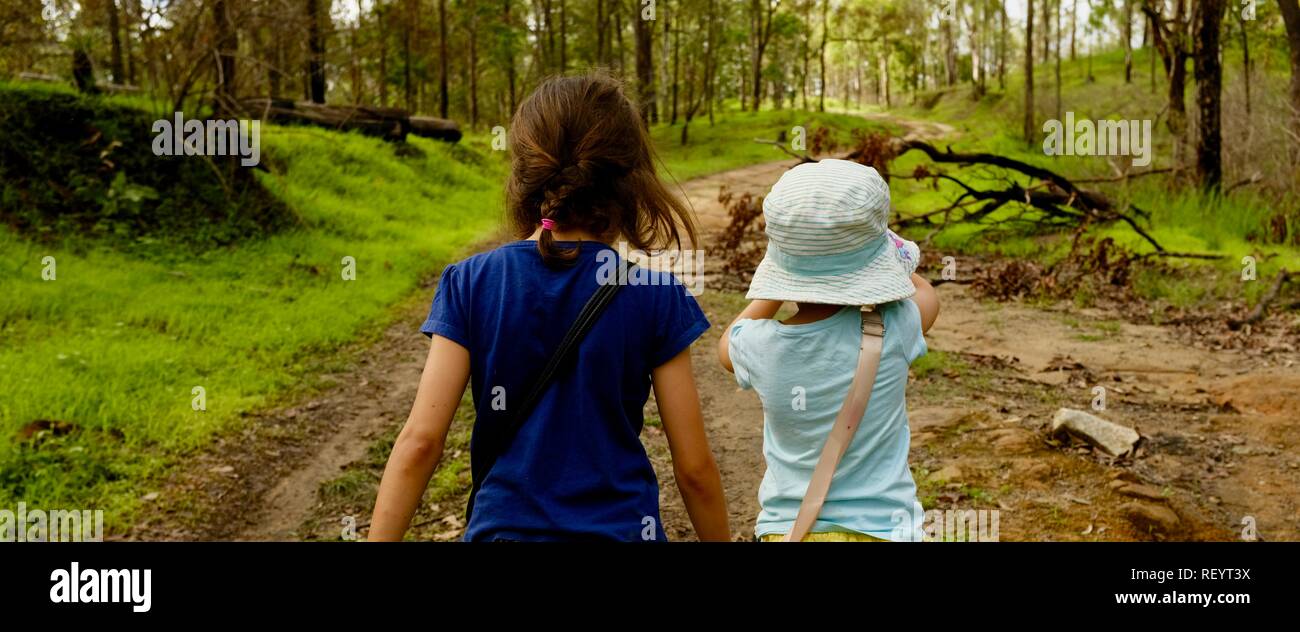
top-left (1050, 408), bottom-right (1140, 456)
top-left (1115, 483), bottom-right (1166, 502)
top-left (1121, 502), bottom-right (1180, 534)
top-left (928, 464), bottom-right (963, 483)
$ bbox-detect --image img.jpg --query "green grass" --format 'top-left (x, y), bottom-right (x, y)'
top-left (0, 109), bottom-right (507, 527)
top-left (651, 107), bottom-right (897, 181)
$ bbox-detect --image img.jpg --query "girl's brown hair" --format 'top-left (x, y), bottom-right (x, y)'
top-left (506, 73), bottom-right (697, 266)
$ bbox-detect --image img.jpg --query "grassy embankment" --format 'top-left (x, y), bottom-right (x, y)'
top-left (0, 82), bottom-right (505, 528)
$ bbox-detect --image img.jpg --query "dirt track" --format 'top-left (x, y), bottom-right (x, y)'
top-left (131, 117), bottom-right (1300, 543)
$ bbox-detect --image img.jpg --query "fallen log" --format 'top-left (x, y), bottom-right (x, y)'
top-left (409, 116), bottom-right (464, 143)
top-left (238, 97), bottom-right (461, 143)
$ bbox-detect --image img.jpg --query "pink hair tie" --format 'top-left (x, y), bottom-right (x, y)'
top-left (540, 218), bottom-right (557, 231)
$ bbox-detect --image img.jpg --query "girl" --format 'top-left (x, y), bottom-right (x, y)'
top-left (718, 159), bottom-right (939, 542)
top-left (369, 74), bottom-right (729, 542)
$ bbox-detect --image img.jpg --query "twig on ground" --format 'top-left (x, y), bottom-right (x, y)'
top-left (1228, 269), bottom-right (1293, 330)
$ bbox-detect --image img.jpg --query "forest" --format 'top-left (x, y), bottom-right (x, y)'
top-left (2, 1), bottom-right (1299, 542)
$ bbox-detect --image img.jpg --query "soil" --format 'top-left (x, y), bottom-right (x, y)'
top-left (127, 116), bottom-right (1300, 543)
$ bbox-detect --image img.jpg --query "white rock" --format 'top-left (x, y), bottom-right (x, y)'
top-left (1050, 408), bottom-right (1140, 457)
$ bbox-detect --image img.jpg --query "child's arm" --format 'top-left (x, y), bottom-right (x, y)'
top-left (368, 335), bottom-right (470, 541)
top-left (653, 348), bottom-right (731, 541)
top-left (717, 299), bottom-right (783, 373)
top-left (912, 273), bottom-right (940, 333)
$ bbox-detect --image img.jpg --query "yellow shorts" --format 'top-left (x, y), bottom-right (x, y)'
top-left (759, 531), bottom-right (885, 542)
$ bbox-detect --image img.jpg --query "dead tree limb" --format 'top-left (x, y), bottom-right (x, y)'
top-left (1228, 269), bottom-right (1294, 330)
top-left (752, 138), bottom-right (815, 163)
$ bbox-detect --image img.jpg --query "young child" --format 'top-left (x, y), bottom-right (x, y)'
top-left (369, 74), bottom-right (729, 542)
top-left (718, 159), bottom-right (939, 542)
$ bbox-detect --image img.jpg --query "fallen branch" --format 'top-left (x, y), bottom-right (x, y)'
top-left (1228, 269), bottom-right (1293, 330)
top-left (752, 138), bottom-right (814, 163)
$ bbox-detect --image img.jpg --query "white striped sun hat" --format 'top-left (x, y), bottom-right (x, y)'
top-left (746, 159), bottom-right (920, 306)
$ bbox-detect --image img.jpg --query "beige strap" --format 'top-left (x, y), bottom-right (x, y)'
top-left (783, 308), bottom-right (885, 542)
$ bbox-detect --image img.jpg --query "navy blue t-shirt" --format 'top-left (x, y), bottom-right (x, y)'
top-left (421, 240), bottom-right (709, 541)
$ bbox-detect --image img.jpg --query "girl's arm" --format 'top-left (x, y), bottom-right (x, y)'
top-left (717, 299), bottom-right (783, 373)
top-left (368, 335), bottom-right (470, 541)
top-left (653, 348), bottom-right (731, 541)
top-left (911, 273), bottom-right (940, 333)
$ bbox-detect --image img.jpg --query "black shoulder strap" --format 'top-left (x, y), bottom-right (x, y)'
top-left (465, 279), bottom-right (624, 522)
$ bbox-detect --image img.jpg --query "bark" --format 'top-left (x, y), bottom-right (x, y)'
top-left (469, 0), bottom-right (479, 127)
top-left (818, 0), bottom-right (828, 112)
top-left (634, 1), bottom-right (654, 125)
top-left (999, 1), bottom-right (1007, 90)
top-left (1240, 10), bottom-right (1251, 114)
top-left (1123, 0), bottom-right (1133, 83)
top-left (1281, 0), bottom-right (1300, 134)
top-left (307, 0), bottom-right (327, 104)
top-left (1024, 0), bottom-right (1035, 145)
top-left (439, 0), bottom-right (449, 118)
top-left (751, 0), bottom-right (776, 110)
top-left (1193, 0), bottom-right (1227, 190)
top-left (107, 0), bottom-right (125, 84)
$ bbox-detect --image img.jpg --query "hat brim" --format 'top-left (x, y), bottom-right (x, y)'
top-left (745, 237), bottom-right (918, 306)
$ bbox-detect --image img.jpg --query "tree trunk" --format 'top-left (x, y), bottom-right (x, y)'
top-left (1123, 0), bottom-right (1133, 83)
top-left (1069, 0), bottom-right (1077, 61)
top-left (1193, 0), bottom-right (1227, 189)
top-left (999, 1), bottom-right (1007, 90)
top-left (942, 16), bottom-right (956, 86)
top-left (378, 12), bottom-right (388, 107)
top-left (1281, 0), bottom-right (1300, 136)
top-left (402, 0), bottom-right (413, 111)
top-left (1240, 11), bottom-right (1251, 114)
top-left (596, 0), bottom-right (608, 65)
top-left (307, 0), bottom-right (327, 104)
top-left (469, 0), bottom-right (479, 127)
top-left (1024, 0), bottom-right (1035, 145)
top-left (671, 10), bottom-right (680, 125)
top-left (505, 0), bottom-right (516, 113)
top-left (107, 0), bottom-right (125, 84)
top-left (751, 0), bottom-right (774, 111)
top-left (1054, 0), bottom-right (1061, 124)
top-left (634, 1), bottom-right (654, 125)
top-left (818, 0), bottom-right (828, 112)
top-left (439, 0), bottom-right (449, 118)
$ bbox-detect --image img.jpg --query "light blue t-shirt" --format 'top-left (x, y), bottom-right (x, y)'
top-left (729, 300), bottom-right (927, 541)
